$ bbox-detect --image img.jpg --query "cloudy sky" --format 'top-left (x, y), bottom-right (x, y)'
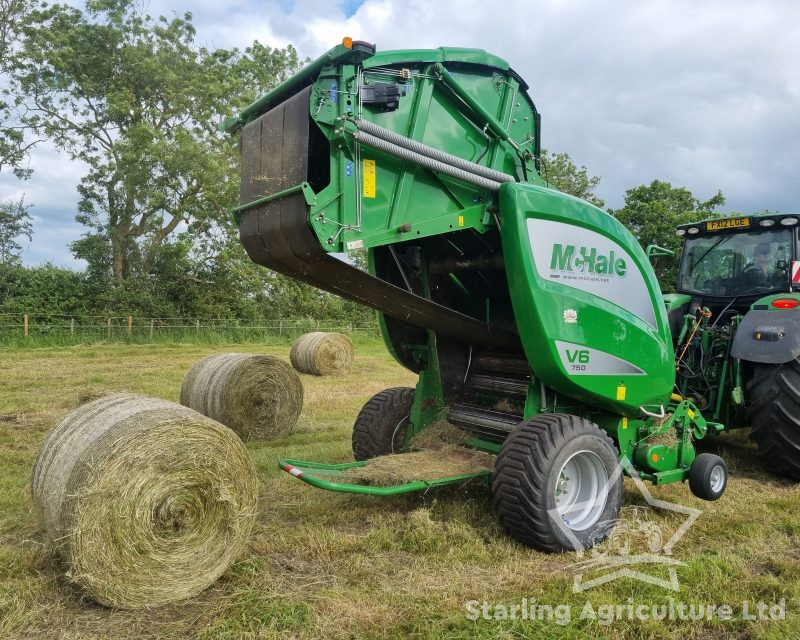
top-left (3, 0), bottom-right (800, 267)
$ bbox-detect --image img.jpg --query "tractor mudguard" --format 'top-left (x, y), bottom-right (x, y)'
top-left (731, 308), bottom-right (800, 364)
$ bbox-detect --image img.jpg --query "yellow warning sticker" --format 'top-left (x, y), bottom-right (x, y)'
top-left (616, 385), bottom-right (627, 401)
top-left (458, 215), bottom-right (464, 227)
top-left (363, 159), bottom-right (376, 198)
top-left (622, 417), bottom-right (628, 430)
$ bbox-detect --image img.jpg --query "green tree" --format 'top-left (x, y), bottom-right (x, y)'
top-left (0, 196), bottom-right (32, 266)
top-left (5, 0), bottom-right (300, 296)
top-left (0, 0), bottom-right (37, 178)
top-left (539, 149), bottom-right (604, 208)
top-left (610, 180), bottom-right (725, 290)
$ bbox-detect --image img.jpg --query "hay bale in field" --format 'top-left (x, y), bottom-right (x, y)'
top-left (289, 332), bottom-right (353, 376)
top-left (31, 393), bottom-right (258, 609)
top-left (180, 353), bottom-right (303, 441)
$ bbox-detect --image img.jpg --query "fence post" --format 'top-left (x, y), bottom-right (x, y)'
top-left (150, 318), bottom-right (155, 341)
top-left (70, 317), bottom-right (75, 336)
top-left (316, 319), bottom-right (320, 330)
top-left (107, 317), bottom-right (111, 338)
top-left (279, 320), bottom-right (283, 336)
top-left (23, 313), bottom-right (28, 338)
top-left (195, 318), bottom-right (200, 334)
top-left (127, 315), bottom-right (133, 336)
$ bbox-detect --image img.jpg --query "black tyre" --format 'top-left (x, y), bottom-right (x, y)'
top-left (747, 361), bottom-right (800, 480)
top-left (492, 414), bottom-right (622, 552)
top-left (688, 453), bottom-right (728, 500)
top-left (352, 387), bottom-right (414, 460)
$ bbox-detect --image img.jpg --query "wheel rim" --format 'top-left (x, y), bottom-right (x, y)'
top-left (554, 450), bottom-right (609, 531)
top-left (709, 465), bottom-right (725, 492)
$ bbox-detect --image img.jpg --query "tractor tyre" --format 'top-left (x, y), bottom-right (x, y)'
top-left (492, 414), bottom-right (622, 552)
top-left (352, 387), bottom-right (414, 461)
top-left (747, 361), bottom-right (800, 480)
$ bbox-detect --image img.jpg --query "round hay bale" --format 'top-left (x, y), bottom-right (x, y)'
top-left (31, 393), bottom-right (258, 609)
top-left (289, 332), bottom-right (354, 376)
top-left (180, 353), bottom-right (303, 441)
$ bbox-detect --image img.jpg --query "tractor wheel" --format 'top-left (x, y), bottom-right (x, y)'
top-left (747, 361), bottom-right (800, 480)
top-left (688, 453), bottom-right (728, 500)
top-left (492, 414), bottom-right (622, 552)
top-left (352, 387), bottom-right (414, 461)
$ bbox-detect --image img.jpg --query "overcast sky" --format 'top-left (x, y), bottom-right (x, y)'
top-left (3, 0), bottom-right (800, 267)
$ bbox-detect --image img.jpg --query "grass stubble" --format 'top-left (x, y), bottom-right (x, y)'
top-left (0, 339), bottom-right (797, 638)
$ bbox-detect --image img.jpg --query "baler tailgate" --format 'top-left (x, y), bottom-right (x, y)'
top-left (278, 454), bottom-right (492, 496)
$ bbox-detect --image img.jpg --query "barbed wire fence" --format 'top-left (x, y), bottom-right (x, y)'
top-left (0, 312), bottom-right (380, 345)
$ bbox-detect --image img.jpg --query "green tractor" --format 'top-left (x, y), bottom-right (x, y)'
top-left (668, 214), bottom-right (800, 481)
top-left (223, 39), bottom-right (797, 552)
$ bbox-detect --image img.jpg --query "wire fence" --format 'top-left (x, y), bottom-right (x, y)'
top-left (0, 312), bottom-right (380, 346)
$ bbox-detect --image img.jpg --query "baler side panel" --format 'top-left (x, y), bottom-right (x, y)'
top-left (499, 182), bottom-right (675, 414)
top-left (306, 60), bottom-right (539, 252)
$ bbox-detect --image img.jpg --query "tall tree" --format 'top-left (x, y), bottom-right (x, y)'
top-left (0, 0), bottom-right (37, 178)
top-left (4, 0), bottom-right (300, 291)
top-left (610, 180), bottom-right (725, 290)
top-left (0, 196), bottom-right (32, 265)
top-left (539, 149), bottom-right (605, 208)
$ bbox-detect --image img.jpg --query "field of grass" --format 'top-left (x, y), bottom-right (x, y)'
top-left (0, 339), bottom-right (798, 639)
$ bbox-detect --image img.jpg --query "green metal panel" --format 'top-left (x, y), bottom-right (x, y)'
top-left (663, 292), bottom-right (692, 312)
top-left (498, 182), bottom-right (675, 414)
top-left (302, 53), bottom-right (541, 253)
top-left (363, 47), bottom-right (512, 70)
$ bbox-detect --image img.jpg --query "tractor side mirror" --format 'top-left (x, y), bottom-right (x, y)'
top-left (646, 245), bottom-right (675, 263)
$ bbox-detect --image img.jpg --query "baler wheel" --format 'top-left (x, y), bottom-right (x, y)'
top-left (352, 387), bottom-right (414, 460)
top-left (688, 453), bottom-right (728, 501)
top-left (747, 361), bottom-right (800, 481)
top-left (492, 414), bottom-right (622, 552)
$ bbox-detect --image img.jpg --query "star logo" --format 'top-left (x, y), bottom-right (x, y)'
top-left (551, 458), bottom-right (702, 593)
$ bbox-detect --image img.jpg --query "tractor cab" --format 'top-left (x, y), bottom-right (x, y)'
top-left (676, 214), bottom-right (799, 310)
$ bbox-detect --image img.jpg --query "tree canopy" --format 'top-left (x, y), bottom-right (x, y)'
top-left (610, 180), bottom-right (725, 289)
top-left (3, 0), bottom-right (300, 287)
top-left (539, 148), bottom-right (605, 208)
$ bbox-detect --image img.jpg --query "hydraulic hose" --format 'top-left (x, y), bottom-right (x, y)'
top-left (354, 130), bottom-right (504, 192)
top-left (354, 118), bottom-right (515, 185)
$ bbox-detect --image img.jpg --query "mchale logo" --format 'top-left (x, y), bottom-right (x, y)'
top-left (551, 244), bottom-right (627, 277)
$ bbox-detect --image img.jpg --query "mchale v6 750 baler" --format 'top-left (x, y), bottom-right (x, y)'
top-left (223, 39), bottom-right (799, 552)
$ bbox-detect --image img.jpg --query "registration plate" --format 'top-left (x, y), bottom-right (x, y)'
top-left (705, 217), bottom-right (750, 231)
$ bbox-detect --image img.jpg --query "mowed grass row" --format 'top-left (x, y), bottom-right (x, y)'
top-left (0, 340), bottom-right (798, 639)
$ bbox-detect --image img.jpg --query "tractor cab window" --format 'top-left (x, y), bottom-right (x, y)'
top-left (679, 229), bottom-right (793, 297)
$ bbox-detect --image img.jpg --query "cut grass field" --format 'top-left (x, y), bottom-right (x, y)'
top-left (0, 339), bottom-right (798, 639)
